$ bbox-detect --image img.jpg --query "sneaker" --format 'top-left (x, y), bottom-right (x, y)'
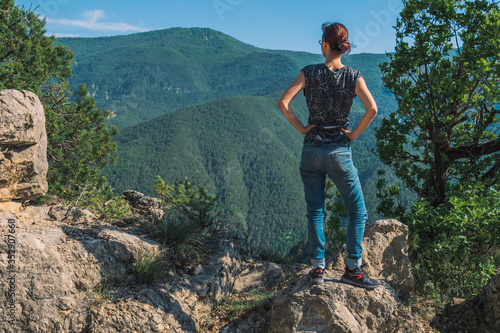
top-left (341, 265), bottom-right (380, 290)
top-left (308, 268), bottom-right (324, 285)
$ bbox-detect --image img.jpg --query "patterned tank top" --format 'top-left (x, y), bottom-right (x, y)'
top-left (301, 63), bottom-right (362, 146)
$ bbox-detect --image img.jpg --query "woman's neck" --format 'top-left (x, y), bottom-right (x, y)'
top-left (324, 53), bottom-right (343, 70)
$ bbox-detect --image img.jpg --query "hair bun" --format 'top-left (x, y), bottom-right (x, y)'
top-left (339, 39), bottom-right (350, 52)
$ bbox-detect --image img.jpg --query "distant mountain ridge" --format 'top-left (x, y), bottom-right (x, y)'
top-left (58, 28), bottom-right (396, 130)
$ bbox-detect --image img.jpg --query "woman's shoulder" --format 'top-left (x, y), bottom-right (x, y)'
top-left (302, 63), bottom-right (326, 73)
top-left (343, 65), bottom-right (362, 78)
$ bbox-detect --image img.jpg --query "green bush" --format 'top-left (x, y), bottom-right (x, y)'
top-left (70, 178), bottom-right (131, 224)
top-left (407, 182), bottom-right (499, 299)
top-left (154, 176), bottom-right (224, 262)
top-left (155, 176), bottom-right (222, 230)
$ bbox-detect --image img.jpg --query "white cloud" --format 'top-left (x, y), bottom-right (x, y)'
top-left (53, 33), bottom-right (82, 38)
top-left (47, 10), bottom-right (147, 32)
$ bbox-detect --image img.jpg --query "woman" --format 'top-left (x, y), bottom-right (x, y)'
top-left (277, 23), bottom-right (379, 289)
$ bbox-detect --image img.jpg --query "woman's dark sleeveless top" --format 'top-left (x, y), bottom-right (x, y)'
top-left (301, 63), bottom-right (362, 146)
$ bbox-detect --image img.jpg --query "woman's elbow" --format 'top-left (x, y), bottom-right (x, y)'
top-left (277, 99), bottom-right (287, 111)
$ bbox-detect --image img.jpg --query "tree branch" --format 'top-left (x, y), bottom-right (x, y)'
top-left (446, 137), bottom-right (500, 162)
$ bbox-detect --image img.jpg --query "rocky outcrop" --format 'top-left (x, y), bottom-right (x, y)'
top-left (267, 219), bottom-right (421, 333)
top-left (123, 190), bottom-right (164, 220)
top-left (0, 89), bottom-right (48, 201)
top-left (0, 203), bottom-right (282, 333)
top-left (360, 219), bottom-right (414, 295)
top-left (0, 191), bottom-right (422, 333)
top-left (268, 272), bottom-right (420, 333)
top-left (327, 219), bottom-right (414, 296)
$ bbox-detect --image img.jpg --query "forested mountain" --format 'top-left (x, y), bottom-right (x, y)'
top-left (58, 28), bottom-right (396, 129)
top-left (104, 91), bottom-right (391, 252)
top-left (57, 28), bottom-right (410, 253)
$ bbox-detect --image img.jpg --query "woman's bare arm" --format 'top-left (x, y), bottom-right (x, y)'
top-left (277, 72), bottom-right (316, 135)
top-left (339, 77), bottom-right (378, 141)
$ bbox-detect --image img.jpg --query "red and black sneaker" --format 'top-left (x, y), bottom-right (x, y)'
top-left (341, 265), bottom-right (380, 290)
top-left (308, 268), bottom-right (324, 285)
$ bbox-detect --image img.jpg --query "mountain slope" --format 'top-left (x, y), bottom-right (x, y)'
top-left (105, 94), bottom-right (308, 251)
top-left (103, 91), bottom-right (394, 252)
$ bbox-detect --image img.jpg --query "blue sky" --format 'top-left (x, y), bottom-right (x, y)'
top-left (15, 0), bottom-right (403, 54)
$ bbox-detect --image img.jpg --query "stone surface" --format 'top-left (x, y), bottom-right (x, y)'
top-left (0, 202), bottom-right (281, 332)
top-left (475, 269), bottom-right (500, 332)
top-left (267, 268), bottom-right (422, 333)
top-left (329, 219), bottom-right (415, 296)
top-left (0, 201), bottom-right (421, 333)
top-left (0, 89), bottom-right (48, 201)
top-left (233, 258), bottom-right (283, 292)
top-left (122, 190), bottom-right (164, 219)
top-left (268, 219), bottom-right (420, 333)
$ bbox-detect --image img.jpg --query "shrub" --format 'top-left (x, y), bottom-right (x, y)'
top-left (132, 249), bottom-right (164, 284)
top-left (154, 176), bottom-right (224, 262)
top-left (407, 182), bottom-right (499, 299)
top-left (70, 178), bottom-right (131, 224)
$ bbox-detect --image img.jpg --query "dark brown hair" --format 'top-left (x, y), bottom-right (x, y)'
top-left (322, 22), bottom-right (351, 55)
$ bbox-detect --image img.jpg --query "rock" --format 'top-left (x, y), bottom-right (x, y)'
top-left (268, 219), bottom-right (420, 333)
top-left (122, 190), bottom-right (164, 219)
top-left (443, 269), bottom-right (500, 332)
top-left (362, 219), bottom-right (414, 295)
top-left (0, 195), bottom-right (419, 332)
top-left (0, 203), bottom-right (280, 333)
top-left (268, 268), bottom-right (422, 333)
top-left (166, 229), bottom-right (273, 326)
top-left (330, 219), bottom-right (414, 295)
top-left (48, 204), bottom-right (96, 224)
top-left (233, 258), bottom-right (283, 292)
top-left (475, 269), bottom-right (500, 332)
top-left (0, 89), bottom-right (48, 201)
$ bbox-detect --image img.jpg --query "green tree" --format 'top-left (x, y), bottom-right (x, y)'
top-left (377, 0), bottom-right (500, 207)
top-left (0, 0), bottom-right (72, 93)
top-left (376, 0), bottom-right (500, 299)
top-left (42, 81), bottom-right (118, 198)
top-left (0, 0), bottom-right (118, 200)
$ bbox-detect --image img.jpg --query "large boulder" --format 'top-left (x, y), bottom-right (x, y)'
top-left (268, 219), bottom-right (420, 333)
top-left (329, 219), bottom-right (414, 296)
top-left (268, 270), bottom-right (421, 333)
top-left (0, 89), bottom-right (48, 201)
top-left (362, 219), bottom-right (414, 295)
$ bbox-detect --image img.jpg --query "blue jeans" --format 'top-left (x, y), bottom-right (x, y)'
top-left (300, 144), bottom-right (367, 269)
